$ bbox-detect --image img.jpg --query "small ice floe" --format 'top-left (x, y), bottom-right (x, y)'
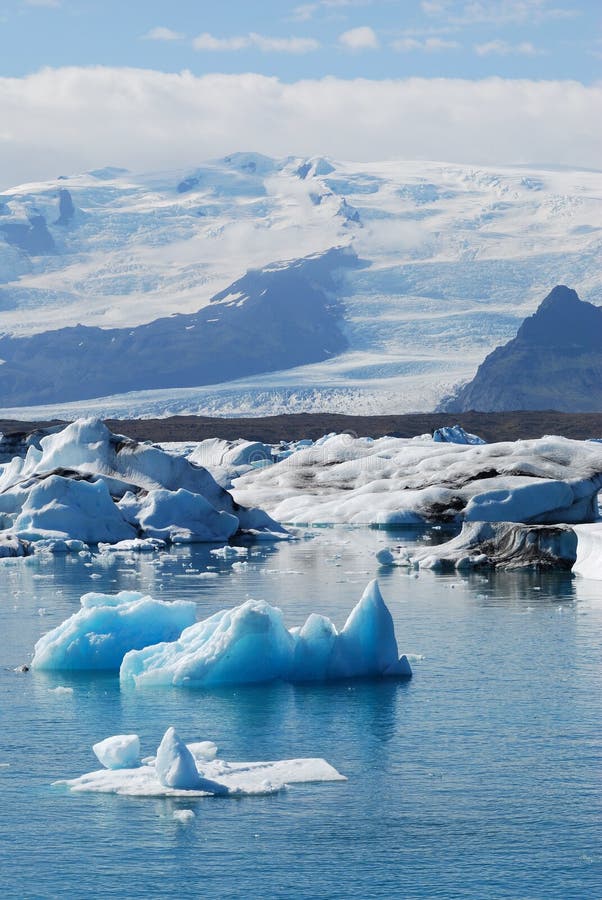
top-left (49, 685), bottom-right (74, 696)
top-left (210, 545), bottom-right (249, 559)
top-left (375, 547), bottom-right (413, 568)
top-left (98, 538), bottom-right (167, 554)
top-left (56, 727), bottom-right (346, 798)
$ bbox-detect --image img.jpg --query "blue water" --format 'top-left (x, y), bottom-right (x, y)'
top-left (1, 529), bottom-right (601, 900)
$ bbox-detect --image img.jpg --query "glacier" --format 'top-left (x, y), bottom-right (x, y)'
top-left (1, 156), bottom-right (601, 418)
top-left (57, 726), bottom-right (346, 798)
top-left (119, 580), bottom-right (412, 688)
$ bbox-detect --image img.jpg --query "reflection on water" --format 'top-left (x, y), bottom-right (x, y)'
top-left (1, 526), bottom-right (601, 900)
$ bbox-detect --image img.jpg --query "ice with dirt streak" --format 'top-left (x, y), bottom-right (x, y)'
top-left (232, 433), bottom-right (602, 527)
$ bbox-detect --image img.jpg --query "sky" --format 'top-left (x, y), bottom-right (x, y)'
top-left (0, 0), bottom-right (601, 185)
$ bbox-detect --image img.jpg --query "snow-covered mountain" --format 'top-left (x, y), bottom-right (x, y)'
top-left (0, 152), bottom-right (600, 418)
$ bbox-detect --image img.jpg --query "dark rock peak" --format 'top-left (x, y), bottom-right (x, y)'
top-left (517, 285), bottom-right (601, 350)
top-left (55, 188), bottom-right (76, 226)
top-left (439, 284), bottom-right (602, 413)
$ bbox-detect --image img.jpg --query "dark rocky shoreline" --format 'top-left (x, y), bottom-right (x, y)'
top-left (1, 410), bottom-right (602, 446)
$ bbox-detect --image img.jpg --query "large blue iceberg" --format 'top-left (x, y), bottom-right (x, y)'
top-left (120, 580), bottom-right (412, 687)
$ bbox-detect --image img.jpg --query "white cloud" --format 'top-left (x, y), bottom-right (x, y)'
top-left (422, 0), bottom-right (577, 25)
top-left (475, 39), bottom-right (542, 55)
top-left (0, 69), bottom-right (600, 189)
top-left (392, 37), bottom-right (460, 51)
top-left (339, 26), bottom-right (379, 50)
top-left (142, 27), bottom-right (185, 42)
top-left (193, 32), bottom-right (319, 53)
top-left (293, 0), bottom-right (371, 19)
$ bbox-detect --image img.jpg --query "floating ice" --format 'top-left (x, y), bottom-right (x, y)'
top-left (572, 524), bottom-right (602, 580)
top-left (14, 476), bottom-right (136, 544)
top-left (0, 418), bottom-right (286, 547)
top-left (155, 727), bottom-right (226, 792)
top-left (120, 580), bottom-right (412, 687)
top-left (233, 434), bottom-right (602, 526)
top-left (432, 425), bottom-right (485, 445)
top-left (57, 726), bottom-right (346, 797)
top-left (120, 488), bottom-right (239, 543)
top-left (31, 591), bottom-right (197, 671)
top-left (409, 521), bottom-right (577, 571)
top-left (93, 734), bottom-right (141, 770)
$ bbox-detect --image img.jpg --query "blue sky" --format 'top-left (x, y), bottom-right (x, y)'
top-left (1, 0), bottom-right (600, 83)
top-left (0, 0), bottom-right (600, 186)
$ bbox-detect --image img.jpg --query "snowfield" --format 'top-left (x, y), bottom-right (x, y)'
top-left (1, 154), bottom-right (601, 416)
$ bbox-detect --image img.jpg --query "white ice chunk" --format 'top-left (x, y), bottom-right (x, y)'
top-left (573, 523), bottom-right (602, 580)
top-left (13, 476), bottom-right (136, 544)
top-left (155, 727), bottom-right (213, 791)
top-left (124, 488), bottom-right (239, 543)
top-left (32, 591), bottom-right (197, 671)
top-left (93, 734), bottom-right (141, 770)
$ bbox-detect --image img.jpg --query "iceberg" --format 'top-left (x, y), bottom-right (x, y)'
top-left (31, 591), bottom-right (197, 671)
top-left (0, 418), bottom-right (286, 546)
top-left (233, 433), bottom-right (602, 527)
top-left (432, 425), bottom-right (485, 445)
top-left (13, 475), bottom-right (136, 544)
top-left (93, 734), bottom-right (141, 770)
top-left (57, 726), bottom-right (346, 798)
top-left (408, 521), bottom-right (578, 571)
top-left (120, 580), bottom-right (412, 687)
top-left (572, 523), bottom-right (602, 580)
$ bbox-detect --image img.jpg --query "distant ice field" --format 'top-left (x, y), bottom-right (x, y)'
top-left (1, 155), bottom-right (600, 417)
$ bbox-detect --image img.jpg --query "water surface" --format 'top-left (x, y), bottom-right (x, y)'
top-left (1, 528), bottom-right (601, 899)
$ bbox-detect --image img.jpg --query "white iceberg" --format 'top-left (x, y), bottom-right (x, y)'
top-left (572, 523), bottom-right (602, 580)
top-left (0, 418), bottom-right (286, 546)
top-left (14, 475), bottom-right (136, 544)
top-left (57, 727), bottom-right (346, 798)
top-left (120, 580), bottom-right (412, 687)
top-left (31, 591), bottom-right (197, 671)
top-left (119, 488), bottom-right (238, 543)
top-left (232, 433), bottom-right (602, 526)
top-left (93, 734), bottom-right (141, 770)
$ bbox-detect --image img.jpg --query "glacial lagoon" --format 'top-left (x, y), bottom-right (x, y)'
top-left (1, 527), bottom-right (601, 899)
